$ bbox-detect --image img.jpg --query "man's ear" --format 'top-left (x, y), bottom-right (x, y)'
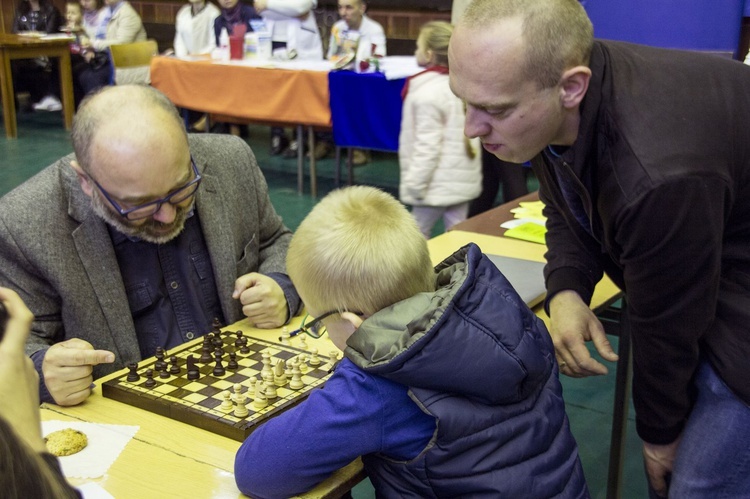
top-left (341, 311), bottom-right (364, 331)
top-left (69, 160), bottom-right (94, 197)
top-left (559, 65), bottom-right (591, 110)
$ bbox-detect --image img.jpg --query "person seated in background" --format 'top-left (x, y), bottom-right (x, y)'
top-left (399, 21), bottom-right (481, 237)
top-left (327, 0), bottom-right (385, 62)
top-left (308, 0), bottom-right (386, 164)
top-left (213, 0), bottom-right (260, 45)
top-left (12, 0), bottom-right (64, 112)
top-left (0, 288), bottom-right (81, 499)
top-left (73, 0), bottom-right (147, 98)
top-left (172, 0), bottom-right (220, 57)
top-left (80, 0), bottom-right (102, 39)
top-left (234, 186), bottom-right (588, 498)
top-left (0, 85), bottom-right (301, 408)
top-left (167, 0), bottom-right (220, 131)
top-left (253, 0), bottom-right (323, 157)
top-left (62, 1), bottom-right (105, 106)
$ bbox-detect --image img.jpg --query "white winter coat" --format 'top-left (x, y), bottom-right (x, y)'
top-left (398, 70), bottom-right (482, 207)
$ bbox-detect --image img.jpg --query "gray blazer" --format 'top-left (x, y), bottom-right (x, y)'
top-left (0, 134), bottom-right (295, 379)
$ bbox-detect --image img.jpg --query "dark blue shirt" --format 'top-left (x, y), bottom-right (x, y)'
top-left (110, 211), bottom-right (225, 359)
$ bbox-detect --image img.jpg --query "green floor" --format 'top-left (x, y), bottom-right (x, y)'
top-left (1, 111), bottom-right (648, 498)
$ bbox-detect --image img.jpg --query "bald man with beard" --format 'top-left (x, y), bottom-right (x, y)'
top-left (0, 85), bottom-right (301, 407)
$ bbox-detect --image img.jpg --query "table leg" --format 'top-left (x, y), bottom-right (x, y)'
top-left (308, 126), bottom-right (317, 198)
top-left (296, 124), bottom-right (304, 195)
top-left (0, 50), bottom-right (18, 139)
top-left (57, 50), bottom-right (74, 130)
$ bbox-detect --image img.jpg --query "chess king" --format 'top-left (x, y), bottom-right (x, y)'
top-left (0, 85), bottom-right (302, 407)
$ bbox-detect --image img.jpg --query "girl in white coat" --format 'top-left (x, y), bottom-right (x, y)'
top-left (398, 21), bottom-right (482, 238)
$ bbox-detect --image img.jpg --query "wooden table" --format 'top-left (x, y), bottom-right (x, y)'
top-left (150, 56), bottom-right (333, 197)
top-left (40, 231), bottom-right (620, 497)
top-left (0, 33), bottom-right (75, 139)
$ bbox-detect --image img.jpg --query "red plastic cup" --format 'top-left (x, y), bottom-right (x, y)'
top-left (229, 36), bottom-right (244, 60)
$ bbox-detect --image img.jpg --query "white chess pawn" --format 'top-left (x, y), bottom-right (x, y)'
top-left (298, 354), bottom-right (309, 373)
top-left (309, 348), bottom-right (321, 366)
top-left (219, 390), bottom-right (233, 412)
top-left (280, 327), bottom-right (291, 345)
top-left (234, 392), bottom-right (249, 417)
top-left (289, 364), bottom-right (304, 390)
top-left (264, 381), bottom-right (278, 400)
top-left (328, 350), bottom-right (339, 369)
top-left (231, 382), bottom-right (243, 402)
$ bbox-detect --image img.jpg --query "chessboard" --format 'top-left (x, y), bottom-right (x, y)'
top-left (102, 329), bottom-right (337, 441)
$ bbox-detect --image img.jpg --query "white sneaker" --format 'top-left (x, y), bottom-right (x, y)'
top-left (33, 95), bottom-right (63, 112)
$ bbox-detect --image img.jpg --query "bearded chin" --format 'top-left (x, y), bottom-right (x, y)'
top-left (90, 192), bottom-right (189, 244)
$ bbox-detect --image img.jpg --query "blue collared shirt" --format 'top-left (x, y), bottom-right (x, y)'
top-left (110, 211), bottom-right (225, 359)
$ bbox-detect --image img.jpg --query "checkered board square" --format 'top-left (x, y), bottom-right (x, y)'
top-left (102, 331), bottom-right (333, 441)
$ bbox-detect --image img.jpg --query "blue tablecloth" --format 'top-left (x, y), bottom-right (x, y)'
top-left (328, 70), bottom-right (406, 152)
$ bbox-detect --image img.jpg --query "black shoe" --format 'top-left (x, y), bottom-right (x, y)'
top-left (270, 134), bottom-right (289, 156)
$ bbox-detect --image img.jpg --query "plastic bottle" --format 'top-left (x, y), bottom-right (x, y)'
top-left (219, 28), bottom-right (229, 61)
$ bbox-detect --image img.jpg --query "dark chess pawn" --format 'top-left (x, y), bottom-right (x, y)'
top-left (144, 369), bottom-right (156, 387)
top-left (227, 352), bottom-right (239, 370)
top-left (186, 355), bottom-right (200, 381)
top-left (240, 341), bottom-right (250, 355)
top-left (168, 355), bottom-right (180, 375)
top-left (234, 331), bottom-right (244, 348)
top-left (199, 343), bottom-right (212, 363)
top-left (213, 349), bottom-right (226, 377)
top-left (212, 335), bottom-right (224, 354)
top-left (126, 362), bottom-right (140, 382)
top-left (154, 346), bottom-right (167, 371)
top-left (212, 317), bottom-right (223, 331)
top-left (159, 363), bottom-right (170, 379)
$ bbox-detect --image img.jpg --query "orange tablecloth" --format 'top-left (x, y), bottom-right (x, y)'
top-left (150, 56), bottom-right (331, 127)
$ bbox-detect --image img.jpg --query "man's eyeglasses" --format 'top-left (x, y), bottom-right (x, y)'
top-left (285, 310), bottom-right (363, 339)
top-left (92, 157), bottom-right (202, 220)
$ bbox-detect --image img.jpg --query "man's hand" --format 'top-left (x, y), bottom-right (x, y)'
top-left (643, 438), bottom-right (680, 497)
top-left (0, 288), bottom-right (46, 452)
top-left (233, 273), bottom-right (288, 329)
top-left (548, 290), bottom-right (618, 377)
top-left (42, 339), bottom-right (115, 406)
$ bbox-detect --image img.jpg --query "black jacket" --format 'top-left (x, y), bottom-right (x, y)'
top-left (533, 40), bottom-right (750, 445)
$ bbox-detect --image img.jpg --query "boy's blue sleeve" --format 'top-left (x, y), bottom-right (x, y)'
top-left (234, 359), bottom-right (433, 498)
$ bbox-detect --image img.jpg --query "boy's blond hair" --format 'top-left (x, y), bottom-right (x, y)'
top-left (287, 186), bottom-right (435, 315)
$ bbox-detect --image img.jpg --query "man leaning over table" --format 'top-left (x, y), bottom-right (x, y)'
top-left (450, 0), bottom-right (750, 497)
top-left (0, 85), bottom-right (301, 408)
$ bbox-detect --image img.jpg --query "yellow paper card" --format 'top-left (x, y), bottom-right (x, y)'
top-left (504, 222), bottom-right (547, 245)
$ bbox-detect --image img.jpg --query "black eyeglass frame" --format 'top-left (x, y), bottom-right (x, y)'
top-left (91, 157), bottom-right (202, 220)
top-left (287, 310), bottom-right (363, 339)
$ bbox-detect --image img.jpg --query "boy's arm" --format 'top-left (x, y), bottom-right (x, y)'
top-left (234, 361), bottom-right (433, 497)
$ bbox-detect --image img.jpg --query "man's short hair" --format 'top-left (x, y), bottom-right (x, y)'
top-left (462, 0), bottom-right (593, 88)
top-left (71, 85), bottom-right (185, 174)
top-left (287, 186), bottom-right (435, 316)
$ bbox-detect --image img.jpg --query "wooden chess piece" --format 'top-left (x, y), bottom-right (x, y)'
top-left (144, 369), bottom-right (156, 388)
top-left (168, 355), bottom-right (180, 375)
top-left (234, 395), bottom-right (249, 418)
top-left (289, 365), bottom-right (304, 390)
top-left (186, 355), bottom-right (200, 381)
top-left (227, 352), bottom-right (238, 370)
top-left (219, 391), bottom-right (233, 413)
top-left (126, 362), bottom-right (140, 382)
top-left (234, 331), bottom-right (244, 348)
top-left (279, 327), bottom-right (291, 345)
top-left (213, 349), bottom-right (225, 376)
top-left (252, 386), bottom-right (268, 410)
top-left (154, 346), bottom-right (166, 371)
top-left (309, 348), bottom-right (321, 366)
top-left (274, 359), bottom-right (287, 386)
